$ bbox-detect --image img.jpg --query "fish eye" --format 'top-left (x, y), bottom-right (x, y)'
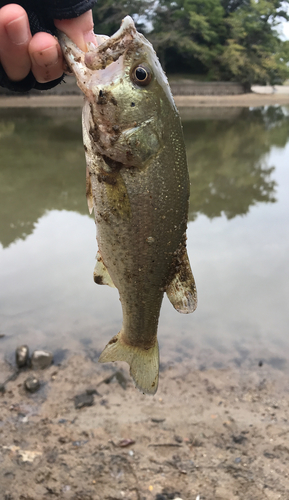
top-left (131, 65), bottom-right (152, 86)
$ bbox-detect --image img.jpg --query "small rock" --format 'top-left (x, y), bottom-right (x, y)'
top-left (116, 438), bottom-right (135, 447)
top-left (58, 418), bottom-right (67, 424)
top-left (74, 393), bottom-right (94, 409)
top-left (31, 350), bottom-right (53, 370)
top-left (0, 383), bottom-right (5, 394)
top-left (232, 434), bottom-right (247, 444)
top-left (86, 387), bottom-right (100, 396)
top-left (25, 375), bottom-right (40, 393)
top-left (15, 345), bottom-right (29, 368)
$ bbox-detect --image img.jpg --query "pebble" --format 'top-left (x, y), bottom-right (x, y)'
top-left (86, 387), bottom-right (100, 396)
top-left (74, 393), bottom-right (94, 409)
top-left (15, 345), bottom-right (29, 368)
top-left (31, 350), bottom-right (53, 370)
top-left (0, 383), bottom-right (5, 393)
top-left (25, 375), bottom-right (40, 393)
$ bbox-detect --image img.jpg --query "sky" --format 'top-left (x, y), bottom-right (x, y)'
top-left (280, 20), bottom-right (289, 39)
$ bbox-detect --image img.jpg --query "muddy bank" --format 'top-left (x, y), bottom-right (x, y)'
top-left (1, 353), bottom-right (289, 500)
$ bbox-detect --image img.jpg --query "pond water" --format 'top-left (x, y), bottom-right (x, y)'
top-left (0, 106), bottom-right (289, 371)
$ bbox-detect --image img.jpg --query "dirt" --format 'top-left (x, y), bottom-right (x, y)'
top-left (1, 353), bottom-right (289, 500)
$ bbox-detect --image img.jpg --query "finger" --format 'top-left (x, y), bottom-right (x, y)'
top-left (54, 10), bottom-right (96, 52)
top-left (0, 4), bottom-right (32, 81)
top-left (29, 32), bottom-right (63, 83)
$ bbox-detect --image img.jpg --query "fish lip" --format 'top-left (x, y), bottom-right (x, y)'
top-left (85, 16), bottom-right (137, 71)
top-left (58, 16), bottom-right (137, 74)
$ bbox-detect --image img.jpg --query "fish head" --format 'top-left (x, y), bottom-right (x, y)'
top-left (59, 17), bottom-right (177, 167)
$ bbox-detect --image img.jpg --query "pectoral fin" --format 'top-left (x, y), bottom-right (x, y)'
top-left (166, 249), bottom-right (197, 314)
top-left (93, 251), bottom-right (115, 287)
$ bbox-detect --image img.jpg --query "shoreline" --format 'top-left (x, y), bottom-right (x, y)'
top-left (1, 92), bottom-right (289, 108)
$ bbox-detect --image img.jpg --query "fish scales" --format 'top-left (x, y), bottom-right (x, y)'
top-left (59, 17), bottom-right (197, 395)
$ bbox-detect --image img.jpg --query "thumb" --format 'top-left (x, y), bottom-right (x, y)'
top-left (54, 10), bottom-right (96, 52)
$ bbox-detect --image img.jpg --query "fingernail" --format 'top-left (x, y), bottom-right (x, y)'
top-left (31, 45), bottom-right (59, 67)
top-left (6, 15), bottom-right (29, 45)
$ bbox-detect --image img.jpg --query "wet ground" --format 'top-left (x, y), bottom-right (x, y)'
top-left (1, 353), bottom-right (289, 500)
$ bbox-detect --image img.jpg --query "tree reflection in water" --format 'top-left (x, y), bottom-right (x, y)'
top-left (185, 106), bottom-right (289, 221)
top-left (0, 106), bottom-right (289, 248)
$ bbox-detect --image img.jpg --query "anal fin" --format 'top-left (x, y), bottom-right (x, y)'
top-left (166, 249), bottom-right (197, 314)
top-left (93, 251), bottom-right (115, 287)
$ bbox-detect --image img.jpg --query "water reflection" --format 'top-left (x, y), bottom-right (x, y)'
top-left (0, 108), bottom-right (87, 248)
top-left (186, 107), bottom-right (289, 220)
top-left (1, 106), bottom-right (289, 248)
top-left (1, 106), bottom-right (289, 370)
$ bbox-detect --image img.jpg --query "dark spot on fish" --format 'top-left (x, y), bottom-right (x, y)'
top-left (110, 136), bottom-right (119, 145)
top-left (108, 336), bottom-right (118, 345)
top-left (97, 89), bottom-right (108, 105)
top-left (97, 173), bottom-right (117, 185)
top-left (101, 154), bottom-right (123, 171)
top-left (84, 145), bottom-right (88, 152)
top-left (131, 102), bottom-right (135, 107)
top-left (152, 382), bottom-right (155, 387)
top-left (94, 275), bottom-right (104, 285)
top-left (126, 151), bottom-right (133, 161)
top-left (89, 125), bottom-right (100, 142)
top-left (110, 96), bottom-right (118, 106)
top-left (74, 56), bottom-right (81, 63)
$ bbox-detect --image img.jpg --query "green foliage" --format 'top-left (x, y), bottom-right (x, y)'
top-left (219, 0), bottom-right (289, 87)
top-left (92, 0), bottom-right (289, 86)
top-left (92, 0), bottom-right (152, 35)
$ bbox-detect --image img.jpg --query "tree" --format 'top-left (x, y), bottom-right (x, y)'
top-left (91, 0), bottom-right (289, 86)
top-left (149, 0), bottom-right (289, 85)
top-left (219, 0), bottom-right (289, 88)
top-left (92, 0), bottom-right (152, 36)
top-left (149, 0), bottom-right (227, 74)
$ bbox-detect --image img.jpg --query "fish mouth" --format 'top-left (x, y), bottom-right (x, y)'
top-left (58, 16), bottom-right (139, 92)
top-left (85, 16), bottom-right (137, 70)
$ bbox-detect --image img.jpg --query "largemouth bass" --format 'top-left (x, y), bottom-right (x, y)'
top-left (59, 17), bottom-right (197, 395)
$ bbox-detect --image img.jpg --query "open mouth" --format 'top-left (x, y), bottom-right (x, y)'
top-left (58, 16), bottom-right (138, 82)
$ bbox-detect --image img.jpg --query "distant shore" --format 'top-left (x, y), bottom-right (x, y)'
top-left (1, 92), bottom-right (289, 108)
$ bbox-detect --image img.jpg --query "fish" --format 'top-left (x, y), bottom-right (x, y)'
top-left (58, 16), bottom-right (197, 395)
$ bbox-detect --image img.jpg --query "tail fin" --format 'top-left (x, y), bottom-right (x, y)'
top-left (98, 332), bottom-right (159, 395)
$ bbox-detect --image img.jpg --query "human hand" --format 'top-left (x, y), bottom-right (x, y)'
top-left (0, 4), bottom-right (96, 84)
